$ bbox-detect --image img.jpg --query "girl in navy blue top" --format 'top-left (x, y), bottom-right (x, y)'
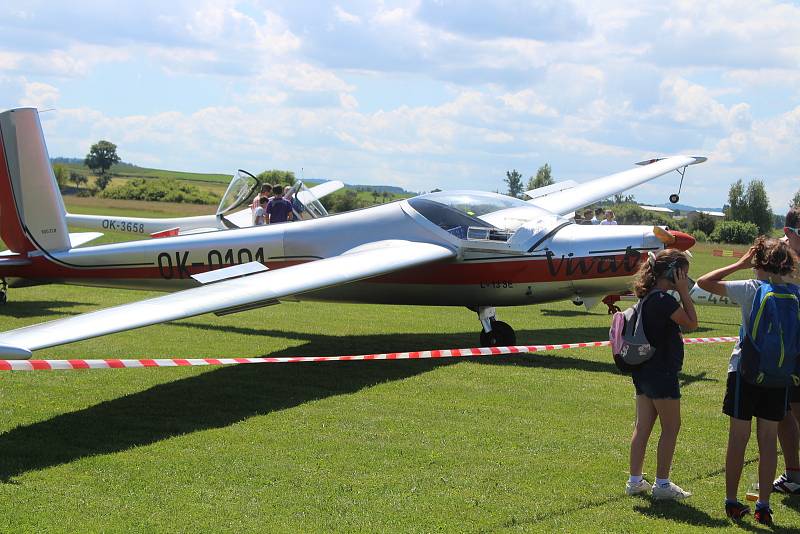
top-left (625, 249), bottom-right (698, 500)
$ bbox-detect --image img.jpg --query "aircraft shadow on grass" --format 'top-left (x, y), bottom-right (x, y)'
top-left (0, 300), bottom-right (88, 319)
top-left (0, 325), bottom-right (716, 482)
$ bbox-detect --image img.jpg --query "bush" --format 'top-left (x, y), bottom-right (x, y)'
top-left (604, 203), bottom-right (684, 229)
top-left (691, 230), bottom-right (709, 242)
top-left (320, 190), bottom-right (367, 213)
top-left (101, 178), bottom-right (219, 204)
top-left (689, 212), bottom-right (716, 235)
top-left (710, 220), bottom-right (759, 244)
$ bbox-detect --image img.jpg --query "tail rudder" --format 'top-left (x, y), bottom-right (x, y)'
top-left (0, 108), bottom-right (70, 253)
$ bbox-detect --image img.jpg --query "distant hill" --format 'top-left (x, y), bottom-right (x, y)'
top-left (51, 158), bottom-right (415, 195)
top-left (654, 202), bottom-right (724, 213)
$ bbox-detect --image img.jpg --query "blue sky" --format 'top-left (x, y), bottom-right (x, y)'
top-left (1, 0), bottom-right (799, 210)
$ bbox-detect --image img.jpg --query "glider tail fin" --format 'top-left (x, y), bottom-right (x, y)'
top-left (0, 108), bottom-right (71, 254)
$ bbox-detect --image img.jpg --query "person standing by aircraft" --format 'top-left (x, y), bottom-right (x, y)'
top-left (625, 250), bottom-right (697, 500)
top-left (775, 206), bottom-right (800, 496)
top-left (601, 210), bottom-right (618, 225)
top-left (266, 185), bottom-right (293, 224)
top-left (251, 184), bottom-right (273, 213)
top-left (253, 197), bottom-right (269, 225)
top-left (697, 237), bottom-right (799, 525)
top-left (592, 208), bottom-right (603, 224)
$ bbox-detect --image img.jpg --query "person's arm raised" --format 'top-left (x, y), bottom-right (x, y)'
top-left (696, 247), bottom-right (755, 296)
top-left (671, 268), bottom-right (698, 331)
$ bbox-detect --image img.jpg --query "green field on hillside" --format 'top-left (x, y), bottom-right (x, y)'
top-left (2, 238), bottom-right (798, 532)
top-left (56, 161), bottom-right (233, 184)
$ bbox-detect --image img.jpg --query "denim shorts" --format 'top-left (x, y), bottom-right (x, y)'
top-left (632, 367), bottom-right (681, 400)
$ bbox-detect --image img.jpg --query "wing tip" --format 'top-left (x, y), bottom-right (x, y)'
top-left (0, 343), bottom-right (32, 360)
top-left (636, 155), bottom-right (707, 166)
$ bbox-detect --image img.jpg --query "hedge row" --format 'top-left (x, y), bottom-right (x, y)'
top-left (101, 178), bottom-right (219, 204)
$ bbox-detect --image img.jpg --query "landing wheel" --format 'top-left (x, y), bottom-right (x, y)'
top-left (607, 305), bottom-right (621, 314)
top-left (669, 193), bottom-right (680, 204)
top-left (479, 320), bottom-right (516, 347)
top-left (0, 291), bottom-right (6, 305)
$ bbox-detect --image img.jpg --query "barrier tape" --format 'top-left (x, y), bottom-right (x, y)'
top-left (0, 336), bottom-right (739, 372)
top-left (713, 249), bottom-right (745, 258)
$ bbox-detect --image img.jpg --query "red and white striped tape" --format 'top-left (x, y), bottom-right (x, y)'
top-left (0, 336), bottom-right (739, 372)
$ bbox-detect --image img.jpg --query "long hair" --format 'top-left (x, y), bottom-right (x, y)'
top-left (752, 236), bottom-right (797, 277)
top-left (633, 249), bottom-right (690, 298)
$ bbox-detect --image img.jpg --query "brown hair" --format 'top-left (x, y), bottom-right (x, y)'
top-left (633, 249), bottom-right (690, 298)
top-left (751, 236), bottom-right (797, 276)
top-left (786, 206), bottom-right (800, 229)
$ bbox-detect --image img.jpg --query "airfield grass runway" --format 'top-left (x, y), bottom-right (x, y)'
top-left (2, 227), bottom-right (800, 531)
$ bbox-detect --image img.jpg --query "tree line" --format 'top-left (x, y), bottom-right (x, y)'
top-left (503, 163), bottom-right (554, 198)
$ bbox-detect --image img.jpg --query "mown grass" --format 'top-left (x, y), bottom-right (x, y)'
top-left (2, 239), bottom-right (799, 532)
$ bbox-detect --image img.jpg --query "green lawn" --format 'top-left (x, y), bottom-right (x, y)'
top-left (1, 241), bottom-right (799, 532)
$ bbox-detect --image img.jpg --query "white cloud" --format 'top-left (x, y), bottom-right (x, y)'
top-left (19, 81), bottom-right (60, 108)
top-left (333, 5), bottom-right (361, 24)
top-left (4, 0), bottom-right (800, 208)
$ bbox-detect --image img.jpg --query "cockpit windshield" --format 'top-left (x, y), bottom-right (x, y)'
top-left (407, 190), bottom-right (563, 243)
top-left (216, 169), bottom-right (259, 217)
top-left (285, 181), bottom-right (329, 221)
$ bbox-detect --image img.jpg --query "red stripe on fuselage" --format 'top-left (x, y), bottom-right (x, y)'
top-left (1, 252), bottom-right (644, 286)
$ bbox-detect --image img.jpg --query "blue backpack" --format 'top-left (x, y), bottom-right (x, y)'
top-left (738, 281), bottom-right (800, 388)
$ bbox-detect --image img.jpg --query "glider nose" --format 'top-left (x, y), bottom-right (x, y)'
top-left (668, 230), bottom-right (696, 251)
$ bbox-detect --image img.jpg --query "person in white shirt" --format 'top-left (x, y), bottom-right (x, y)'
top-left (252, 197), bottom-right (269, 225)
top-left (600, 209), bottom-right (618, 225)
top-left (250, 184), bottom-right (273, 213)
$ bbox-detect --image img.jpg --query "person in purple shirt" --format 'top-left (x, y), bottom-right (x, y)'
top-left (266, 185), bottom-right (293, 224)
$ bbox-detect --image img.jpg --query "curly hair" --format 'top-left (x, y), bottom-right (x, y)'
top-left (632, 249), bottom-right (691, 298)
top-left (786, 206), bottom-right (800, 229)
top-left (751, 236), bottom-right (798, 276)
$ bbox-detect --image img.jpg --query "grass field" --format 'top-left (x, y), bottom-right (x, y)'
top-left (2, 219), bottom-right (799, 531)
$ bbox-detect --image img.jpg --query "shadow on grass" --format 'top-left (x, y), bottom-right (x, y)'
top-left (0, 300), bottom-right (87, 319)
top-left (633, 501), bottom-right (729, 529)
top-left (0, 333), bottom-right (463, 482)
top-left (497, 456), bottom-right (800, 532)
top-left (480, 353), bottom-right (718, 389)
top-left (0, 322), bottom-right (722, 483)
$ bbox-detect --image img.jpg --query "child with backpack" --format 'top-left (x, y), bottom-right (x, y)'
top-left (697, 237), bottom-right (800, 526)
top-left (622, 249), bottom-right (698, 500)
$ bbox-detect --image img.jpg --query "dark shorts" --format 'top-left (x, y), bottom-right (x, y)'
top-left (723, 372), bottom-right (789, 422)
top-left (632, 367), bottom-right (681, 400)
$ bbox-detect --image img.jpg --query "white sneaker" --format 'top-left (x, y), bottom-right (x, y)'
top-left (625, 479), bottom-right (651, 496)
top-left (651, 481), bottom-right (692, 500)
top-left (773, 473), bottom-right (800, 494)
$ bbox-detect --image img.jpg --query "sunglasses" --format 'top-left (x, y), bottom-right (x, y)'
top-left (786, 227), bottom-right (800, 237)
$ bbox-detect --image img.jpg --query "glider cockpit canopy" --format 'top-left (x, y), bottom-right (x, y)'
top-left (407, 191), bottom-right (564, 246)
top-left (216, 171), bottom-right (332, 229)
top-left (216, 169), bottom-right (260, 228)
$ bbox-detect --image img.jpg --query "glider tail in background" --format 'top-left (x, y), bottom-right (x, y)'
top-left (0, 107), bottom-right (71, 254)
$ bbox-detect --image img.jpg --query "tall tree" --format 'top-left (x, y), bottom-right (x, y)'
top-left (792, 189), bottom-right (800, 208)
top-left (726, 179), bottom-right (773, 234)
top-left (84, 140), bottom-right (120, 189)
top-left (504, 169), bottom-right (524, 198)
top-left (726, 179), bottom-right (747, 222)
top-left (526, 163), bottom-right (554, 191)
top-left (70, 171), bottom-right (88, 189)
top-left (745, 179), bottom-right (772, 234)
